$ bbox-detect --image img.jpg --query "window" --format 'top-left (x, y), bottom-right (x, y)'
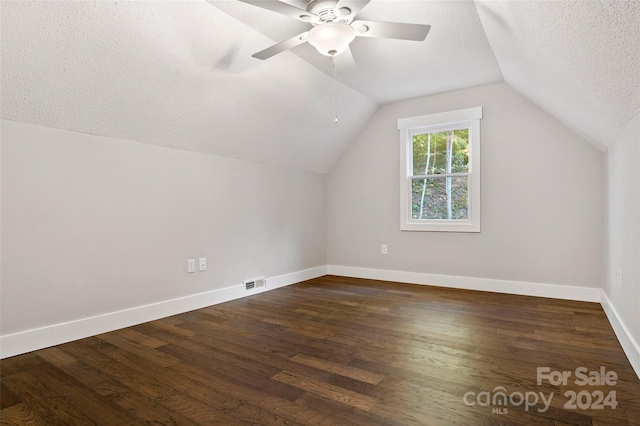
top-left (398, 107), bottom-right (482, 232)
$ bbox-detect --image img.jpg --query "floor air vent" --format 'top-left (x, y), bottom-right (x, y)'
top-left (244, 277), bottom-right (265, 291)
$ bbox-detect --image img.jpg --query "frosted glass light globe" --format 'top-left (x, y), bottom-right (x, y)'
top-left (307, 22), bottom-right (356, 56)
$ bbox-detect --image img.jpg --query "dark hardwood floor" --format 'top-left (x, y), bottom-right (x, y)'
top-left (2, 275), bottom-right (639, 425)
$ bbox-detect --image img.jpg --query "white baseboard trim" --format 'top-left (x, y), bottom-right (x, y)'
top-left (600, 291), bottom-right (640, 379)
top-left (327, 265), bottom-right (602, 302)
top-left (268, 265), bottom-right (327, 290)
top-left (0, 265), bottom-right (326, 359)
top-left (5, 263), bottom-right (638, 381)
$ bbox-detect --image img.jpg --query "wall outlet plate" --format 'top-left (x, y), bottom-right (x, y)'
top-left (381, 244), bottom-right (388, 255)
top-left (199, 258), bottom-right (206, 272)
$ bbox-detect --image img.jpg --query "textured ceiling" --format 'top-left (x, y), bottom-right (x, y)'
top-left (0, 0), bottom-right (376, 173)
top-left (476, 0), bottom-right (640, 150)
top-left (2, 0), bottom-right (639, 172)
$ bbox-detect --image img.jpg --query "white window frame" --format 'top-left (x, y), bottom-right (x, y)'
top-left (398, 107), bottom-right (482, 232)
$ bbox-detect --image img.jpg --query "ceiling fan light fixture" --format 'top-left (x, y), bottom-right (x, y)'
top-left (307, 22), bottom-right (356, 56)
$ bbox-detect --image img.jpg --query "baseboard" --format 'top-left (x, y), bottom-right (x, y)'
top-left (5, 262), bottom-right (635, 381)
top-left (327, 265), bottom-right (602, 302)
top-left (268, 265), bottom-right (327, 290)
top-left (600, 291), bottom-right (640, 379)
top-left (0, 265), bottom-right (326, 359)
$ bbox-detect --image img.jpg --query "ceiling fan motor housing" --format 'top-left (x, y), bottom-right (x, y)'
top-left (307, 0), bottom-right (350, 23)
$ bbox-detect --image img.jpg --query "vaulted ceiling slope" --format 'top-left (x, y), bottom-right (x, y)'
top-left (475, 0), bottom-right (640, 150)
top-left (0, 0), bottom-right (376, 173)
top-left (1, 1), bottom-right (639, 174)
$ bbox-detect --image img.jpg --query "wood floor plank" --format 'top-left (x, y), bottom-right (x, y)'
top-left (91, 378), bottom-right (201, 426)
top-left (0, 354), bottom-right (40, 379)
top-left (0, 381), bottom-right (21, 410)
top-left (39, 346), bottom-right (230, 425)
top-left (3, 372), bottom-right (99, 425)
top-left (59, 340), bottom-right (175, 401)
top-left (294, 392), bottom-right (402, 426)
top-left (149, 329), bottom-right (335, 383)
top-left (290, 353), bottom-right (385, 385)
top-left (116, 328), bottom-right (169, 349)
top-left (132, 318), bottom-right (197, 339)
top-left (163, 361), bottom-right (337, 426)
top-left (24, 360), bottom-right (137, 425)
top-left (271, 370), bottom-right (379, 411)
top-left (0, 402), bottom-right (49, 426)
top-left (96, 332), bottom-right (179, 367)
top-left (158, 343), bottom-right (305, 402)
top-left (1, 275), bottom-right (639, 425)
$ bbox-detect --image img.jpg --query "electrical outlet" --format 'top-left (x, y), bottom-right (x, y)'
top-left (616, 268), bottom-right (622, 289)
top-left (199, 258), bottom-right (207, 272)
top-left (187, 259), bottom-right (196, 273)
top-left (381, 244), bottom-right (388, 255)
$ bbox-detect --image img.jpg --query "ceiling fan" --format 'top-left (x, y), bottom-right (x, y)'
top-left (237, 0), bottom-right (431, 68)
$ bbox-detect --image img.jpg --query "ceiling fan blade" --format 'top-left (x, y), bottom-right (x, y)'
top-left (333, 0), bottom-right (371, 20)
top-left (237, 0), bottom-right (316, 23)
top-left (333, 46), bottom-right (356, 72)
top-left (252, 32), bottom-right (308, 60)
top-left (352, 20), bottom-right (431, 41)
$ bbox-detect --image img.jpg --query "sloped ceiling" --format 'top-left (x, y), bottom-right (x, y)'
top-left (0, 0), bottom-right (376, 173)
top-left (476, 0), bottom-right (640, 150)
top-left (2, 1), bottom-right (639, 173)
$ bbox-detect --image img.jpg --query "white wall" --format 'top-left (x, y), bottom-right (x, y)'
top-left (327, 83), bottom-right (604, 288)
top-left (604, 111), bottom-right (640, 367)
top-left (1, 119), bottom-right (326, 336)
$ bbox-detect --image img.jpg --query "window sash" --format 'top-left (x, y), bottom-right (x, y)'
top-left (408, 175), bottom-right (471, 222)
top-left (399, 108), bottom-right (481, 232)
top-left (408, 125), bottom-right (473, 178)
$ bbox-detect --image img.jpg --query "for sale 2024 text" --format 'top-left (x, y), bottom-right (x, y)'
top-left (537, 366), bottom-right (618, 410)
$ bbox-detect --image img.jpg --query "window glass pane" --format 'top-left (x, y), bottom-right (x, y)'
top-left (411, 176), bottom-right (469, 220)
top-left (412, 129), bottom-right (469, 175)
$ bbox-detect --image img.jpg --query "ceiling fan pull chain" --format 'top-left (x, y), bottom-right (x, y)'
top-left (333, 57), bottom-right (338, 124)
